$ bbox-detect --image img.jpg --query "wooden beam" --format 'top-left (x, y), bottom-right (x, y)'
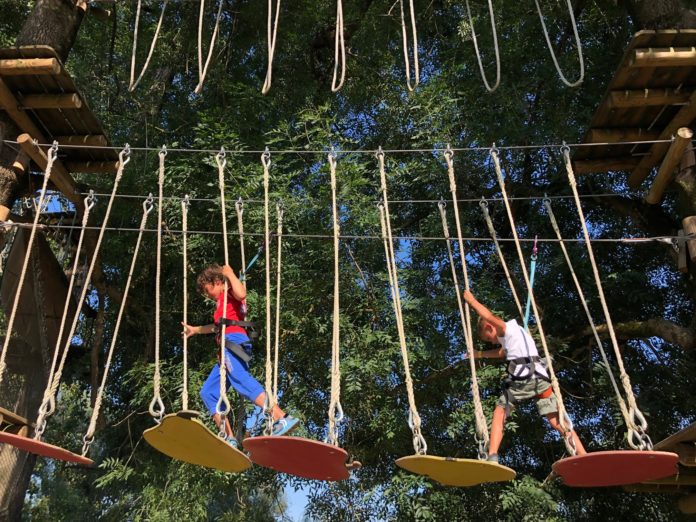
top-left (683, 216), bottom-right (696, 263)
top-left (0, 77), bottom-right (50, 139)
top-left (0, 406), bottom-right (30, 427)
top-left (16, 134), bottom-right (83, 213)
top-left (674, 442), bottom-right (696, 467)
top-left (65, 161), bottom-right (120, 174)
top-left (54, 135), bottom-right (107, 147)
top-left (645, 127), bottom-right (693, 204)
top-left (19, 93), bottom-right (82, 110)
top-left (625, 483), bottom-right (690, 494)
top-left (631, 47), bottom-right (696, 68)
top-left (587, 128), bottom-right (661, 143)
top-left (645, 475), bottom-right (696, 486)
top-left (608, 89), bottom-right (692, 109)
top-left (0, 58), bottom-right (61, 76)
top-left (628, 90), bottom-right (696, 188)
top-left (679, 494), bottom-right (696, 515)
top-left (573, 157), bottom-right (640, 175)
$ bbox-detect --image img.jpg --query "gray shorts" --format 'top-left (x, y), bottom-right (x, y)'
top-left (497, 378), bottom-right (558, 416)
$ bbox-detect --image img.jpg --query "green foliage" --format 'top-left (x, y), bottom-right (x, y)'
top-left (1, 0), bottom-right (695, 520)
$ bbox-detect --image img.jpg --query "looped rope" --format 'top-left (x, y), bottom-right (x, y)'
top-left (561, 147), bottom-right (651, 449)
top-left (441, 152), bottom-right (490, 458)
top-left (534, 0), bottom-right (584, 87)
top-left (150, 147), bottom-right (167, 422)
top-left (478, 197), bottom-right (524, 319)
top-left (399, 0), bottom-right (419, 91)
top-left (376, 152), bottom-right (427, 455)
top-left (327, 151), bottom-right (344, 446)
top-left (331, 0), bottom-right (346, 92)
top-left (489, 146), bottom-right (576, 455)
top-left (83, 194), bottom-right (154, 456)
top-left (181, 194), bottom-right (191, 411)
top-left (262, 0), bottom-right (282, 94)
top-left (0, 141), bottom-right (58, 387)
top-left (215, 147), bottom-right (232, 421)
top-left (465, 0), bottom-right (500, 92)
top-left (35, 146), bottom-right (129, 439)
top-left (129, 0), bottom-right (169, 92)
top-left (194, 0), bottom-right (225, 94)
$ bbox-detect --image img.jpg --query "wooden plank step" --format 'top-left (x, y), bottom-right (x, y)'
top-left (0, 405), bottom-right (33, 427)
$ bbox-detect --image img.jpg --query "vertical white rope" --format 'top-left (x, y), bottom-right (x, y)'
top-left (235, 198), bottom-right (247, 287)
top-left (377, 148), bottom-right (427, 455)
top-left (272, 201), bottom-right (283, 409)
top-left (129, 0), bottom-right (169, 92)
top-left (543, 198), bottom-right (631, 429)
top-left (149, 147), bottom-right (166, 421)
top-left (261, 149), bottom-right (276, 434)
top-left (442, 148), bottom-right (490, 456)
top-left (181, 195), bottom-right (190, 411)
top-left (465, 0), bottom-right (500, 93)
top-left (479, 199), bottom-right (524, 320)
top-left (490, 146), bottom-right (576, 454)
top-left (437, 201), bottom-right (489, 457)
top-left (261, 0), bottom-right (282, 95)
top-left (561, 148), bottom-right (651, 450)
top-left (33, 192), bottom-right (95, 437)
top-left (82, 195), bottom-right (154, 456)
top-left (399, 0), bottom-right (419, 92)
top-left (214, 148), bottom-right (232, 428)
top-left (194, 0), bottom-right (225, 94)
top-left (331, 0), bottom-right (346, 92)
top-left (35, 146), bottom-right (130, 440)
top-left (534, 0), bottom-right (584, 87)
top-left (0, 142), bottom-right (58, 387)
top-left (327, 152), bottom-right (344, 445)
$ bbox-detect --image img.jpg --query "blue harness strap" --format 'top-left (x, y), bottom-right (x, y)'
top-left (523, 236), bottom-right (539, 331)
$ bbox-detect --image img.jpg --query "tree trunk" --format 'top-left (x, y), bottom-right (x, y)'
top-left (624, 0), bottom-right (696, 29)
top-left (0, 1), bottom-right (86, 518)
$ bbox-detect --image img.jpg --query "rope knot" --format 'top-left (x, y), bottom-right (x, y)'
top-left (159, 144), bottom-right (167, 157)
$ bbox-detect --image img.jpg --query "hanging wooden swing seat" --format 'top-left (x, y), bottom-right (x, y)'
top-left (396, 454), bottom-right (516, 487)
top-left (552, 450), bottom-right (679, 488)
top-left (143, 411), bottom-right (252, 474)
top-left (243, 435), bottom-right (360, 481)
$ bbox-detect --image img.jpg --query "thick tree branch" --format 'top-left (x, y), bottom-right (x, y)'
top-left (577, 318), bottom-right (695, 351)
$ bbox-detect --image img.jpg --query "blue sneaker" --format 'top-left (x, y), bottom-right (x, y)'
top-left (225, 436), bottom-right (239, 450)
top-left (272, 416), bottom-right (300, 436)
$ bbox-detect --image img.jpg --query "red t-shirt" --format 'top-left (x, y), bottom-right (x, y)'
top-left (214, 287), bottom-right (247, 336)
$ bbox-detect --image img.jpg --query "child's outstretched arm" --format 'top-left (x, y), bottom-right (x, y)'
top-left (181, 322), bottom-right (216, 338)
top-left (222, 264), bottom-right (246, 301)
top-left (462, 290), bottom-right (506, 337)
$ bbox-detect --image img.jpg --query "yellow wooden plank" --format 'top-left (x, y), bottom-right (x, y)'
top-left (143, 413), bottom-right (252, 473)
top-left (395, 455), bottom-right (515, 487)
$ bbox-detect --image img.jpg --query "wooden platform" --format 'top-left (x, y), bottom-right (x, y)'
top-left (625, 422), bottom-right (696, 514)
top-left (0, 406), bottom-right (33, 437)
top-left (573, 30), bottom-right (696, 188)
top-left (0, 46), bottom-right (119, 209)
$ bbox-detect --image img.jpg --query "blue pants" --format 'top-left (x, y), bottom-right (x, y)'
top-left (200, 333), bottom-right (265, 415)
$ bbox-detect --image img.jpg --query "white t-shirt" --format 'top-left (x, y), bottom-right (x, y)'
top-left (497, 319), bottom-right (549, 379)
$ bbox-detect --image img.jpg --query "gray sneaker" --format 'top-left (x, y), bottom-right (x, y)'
top-left (487, 453), bottom-right (499, 464)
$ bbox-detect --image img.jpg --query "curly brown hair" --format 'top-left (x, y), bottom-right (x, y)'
top-left (196, 264), bottom-right (224, 295)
